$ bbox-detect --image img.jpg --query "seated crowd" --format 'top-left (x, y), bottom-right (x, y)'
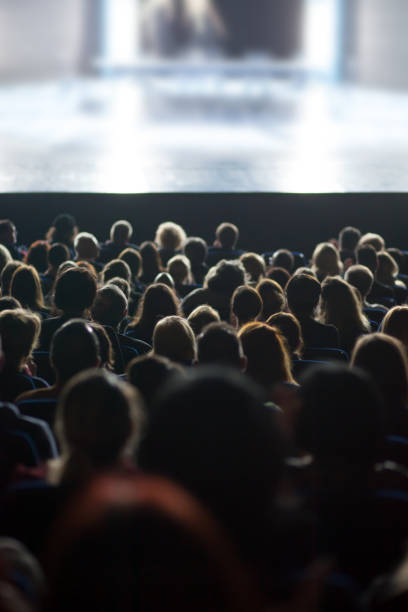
top-left (1, 215), bottom-right (408, 610)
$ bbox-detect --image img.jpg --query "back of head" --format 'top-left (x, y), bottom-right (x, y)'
top-left (107, 277), bottom-right (130, 299)
top-left (205, 260), bottom-right (246, 294)
top-left (351, 333), bottom-right (408, 412)
top-left (377, 251), bottom-right (399, 283)
top-left (111, 220), bottom-right (133, 244)
top-left (184, 237), bottom-right (207, 265)
top-left (286, 273), bottom-right (321, 317)
top-left (0, 309), bottom-right (41, 370)
top-left (48, 243), bottom-right (70, 269)
top-left (74, 232), bottom-right (99, 261)
top-left (266, 267), bottom-right (291, 290)
top-left (50, 214), bottom-right (77, 245)
top-left (339, 226), bottom-right (361, 252)
top-left (359, 232), bottom-right (385, 252)
top-left (231, 286), bottom-right (262, 325)
top-left (197, 322), bottom-right (244, 369)
top-left (0, 220), bottom-right (15, 245)
top-left (320, 276), bottom-right (367, 331)
top-left (215, 223), bottom-right (239, 249)
top-left (256, 279), bottom-right (285, 320)
top-left (101, 259), bottom-right (131, 284)
top-left (1, 261), bottom-right (22, 295)
top-left (135, 283), bottom-right (180, 327)
top-left (383, 306), bottom-right (408, 351)
top-left (357, 244), bottom-right (378, 273)
top-left (238, 322), bottom-right (293, 389)
top-left (127, 354), bottom-right (182, 408)
top-left (267, 312), bottom-right (304, 358)
top-left (296, 364), bottom-right (383, 467)
top-left (187, 305), bottom-right (220, 336)
top-left (270, 249), bottom-right (294, 273)
top-left (55, 369), bottom-right (144, 484)
top-left (26, 240), bottom-right (50, 273)
top-left (54, 267), bottom-right (97, 314)
top-left (140, 241), bottom-right (162, 277)
top-left (345, 264), bottom-right (374, 299)
top-left (10, 264), bottom-right (44, 310)
top-left (0, 296), bottom-right (21, 312)
top-left (153, 316), bottom-right (196, 365)
top-left (50, 319), bottom-right (100, 384)
top-left (155, 222), bottom-right (186, 252)
top-left (168, 254), bottom-right (192, 285)
top-left (0, 244), bottom-right (12, 277)
top-left (239, 253), bottom-right (265, 283)
top-left (119, 248), bottom-right (142, 278)
top-left (312, 242), bottom-right (342, 279)
top-left (139, 367), bottom-right (284, 526)
top-left (91, 285), bottom-right (127, 328)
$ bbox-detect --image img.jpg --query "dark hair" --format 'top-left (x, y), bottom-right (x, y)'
top-left (267, 312), bottom-right (304, 359)
top-left (130, 283), bottom-right (181, 331)
top-left (265, 267), bottom-right (291, 290)
top-left (256, 279), bottom-right (285, 320)
top-left (127, 354), bottom-right (182, 408)
top-left (286, 274), bottom-right (321, 317)
top-left (205, 260), bottom-right (246, 294)
top-left (197, 322), bottom-right (243, 369)
top-left (91, 285), bottom-right (127, 329)
top-left (1, 261), bottom-right (22, 295)
top-left (345, 265), bottom-right (374, 299)
top-left (50, 319), bottom-right (100, 383)
top-left (231, 286), bottom-right (262, 326)
top-left (0, 296), bottom-right (21, 312)
top-left (101, 259), bottom-right (131, 284)
top-left (10, 264), bottom-right (45, 311)
top-left (54, 268), bottom-right (97, 314)
top-left (48, 243), bottom-right (70, 268)
top-left (48, 214), bottom-right (77, 246)
top-left (296, 365), bottom-right (383, 466)
top-left (25, 240), bottom-right (50, 273)
top-left (270, 249), bottom-right (294, 272)
top-left (215, 223), bottom-right (239, 249)
top-left (356, 245), bottom-right (378, 274)
top-left (339, 226), bottom-right (361, 251)
top-left (184, 237), bottom-right (208, 265)
top-left (139, 241), bottom-right (163, 282)
top-left (119, 248), bottom-right (142, 278)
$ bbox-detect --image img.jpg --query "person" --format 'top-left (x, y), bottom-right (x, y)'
top-left (358, 232), bottom-right (385, 252)
top-left (10, 264), bottom-right (49, 318)
top-left (167, 254), bottom-right (196, 297)
top-left (187, 304), bottom-right (220, 336)
top-left (182, 259), bottom-right (246, 321)
top-left (126, 283), bottom-right (182, 344)
top-left (197, 322), bottom-right (246, 370)
top-left (183, 236), bottom-right (208, 284)
top-left (357, 244), bottom-right (395, 305)
top-left (206, 222), bottom-right (244, 267)
top-left (0, 261), bottom-right (22, 296)
top-left (155, 221), bottom-right (186, 266)
top-left (267, 312), bottom-right (304, 360)
top-left (238, 322), bottom-right (296, 401)
top-left (49, 369), bottom-right (144, 487)
top-left (377, 251), bottom-right (408, 304)
top-left (351, 333), bottom-right (408, 437)
top-left (74, 232), bottom-right (101, 269)
top-left (269, 249), bottom-right (295, 273)
top-left (231, 285), bottom-right (262, 328)
top-left (139, 241), bottom-right (164, 284)
top-left (311, 242), bottom-right (343, 282)
top-left (152, 315), bottom-right (197, 366)
top-left (119, 247), bottom-right (145, 292)
top-left (319, 276), bottom-right (370, 354)
top-left (0, 245), bottom-right (12, 282)
top-left (16, 319), bottom-right (102, 428)
top-left (39, 267), bottom-right (98, 351)
top-left (46, 214), bottom-right (77, 257)
top-left (256, 279), bottom-right (285, 321)
top-left (101, 258), bottom-right (132, 286)
top-left (99, 220), bottom-right (138, 264)
top-left (0, 297), bottom-right (21, 312)
top-left (0, 309), bottom-right (48, 402)
top-left (40, 243), bottom-right (70, 298)
top-left (239, 253), bottom-right (265, 285)
top-left (382, 306), bottom-right (408, 353)
top-left (127, 354), bottom-right (183, 411)
top-left (0, 219), bottom-right (25, 261)
top-left (338, 226), bottom-right (361, 264)
top-left (266, 267), bottom-right (291, 290)
top-left (286, 273), bottom-right (339, 350)
top-left (25, 240), bottom-right (50, 274)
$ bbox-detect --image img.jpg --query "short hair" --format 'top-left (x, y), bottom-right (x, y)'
top-left (50, 319), bottom-right (101, 383)
top-left (48, 243), bottom-right (70, 268)
top-left (266, 267), bottom-right (291, 290)
top-left (356, 244), bottom-right (378, 273)
top-left (107, 277), bottom-right (130, 299)
top-left (153, 316), bottom-right (197, 365)
top-left (197, 322), bottom-right (244, 368)
top-left (270, 249), bottom-right (294, 272)
top-left (187, 305), bottom-right (220, 336)
top-left (238, 322), bottom-right (294, 389)
top-left (74, 232), bottom-right (100, 260)
top-left (54, 267), bottom-right (97, 314)
top-left (55, 369), bottom-right (143, 482)
top-left (119, 248), bottom-right (142, 278)
top-left (286, 274), bottom-right (321, 317)
top-left (231, 286), bottom-right (262, 325)
top-left (205, 260), bottom-right (246, 294)
top-left (339, 226), bottom-right (361, 251)
top-left (110, 220), bottom-right (133, 243)
top-left (155, 222), bottom-right (186, 251)
top-left (183, 237), bottom-right (207, 265)
top-left (345, 265), bottom-right (374, 299)
top-left (215, 223), bottom-right (239, 249)
top-left (256, 279), bottom-right (285, 320)
top-left (267, 312), bottom-right (304, 359)
top-left (167, 255), bottom-right (192, 285)
top-left (127, 354), bottom-right (182, 407)
top-left (239, 253), bottom-right (265, 283)
top-left (0, 309), bottom-right (41, 369)
top-left (358, 232), bottom-right (385, 252)
top-left (154, 272), bottom-right (175, 288)
top-left (91, 285), bottom-right (127, 328)
top-left (101, 259), bottom-right (131, 284)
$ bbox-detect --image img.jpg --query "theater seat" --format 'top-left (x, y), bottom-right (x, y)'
top-left (18, 398), bottom-right (58, 430)
top-left (303, 347), bottom-right (349, 362)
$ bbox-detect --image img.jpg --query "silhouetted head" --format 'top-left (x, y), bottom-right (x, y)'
top-left (153, 316), bottom-right (196, 365)
top-left (50, 319), bottom-right (101, 384)
top-left (197, 322), bottom-right (245, 370)
top-left (215, 223), bottom-right (239, 249)
top-left (286, 273), bottom-right (321, 318)
top-left (54, 267), bottom-right (97, 315)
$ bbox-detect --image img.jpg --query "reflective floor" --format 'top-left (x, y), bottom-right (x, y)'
top-left (1, 72), bottom-right (408, 193)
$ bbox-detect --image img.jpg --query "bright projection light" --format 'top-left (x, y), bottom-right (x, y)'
top-left (304, 0), bottom-right (340, 76)
top-left (104, 0), bottom-right (139, 62)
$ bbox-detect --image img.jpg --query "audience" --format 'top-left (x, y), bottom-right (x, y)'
top-left (152, 315), bottom-right (196, 366)
top-left (231, 285), bottom-right (262, 328)
top-left (155, 221), bottom-right (186, 265)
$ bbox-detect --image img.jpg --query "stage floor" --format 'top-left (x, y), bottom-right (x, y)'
top-left (1, 73), bottom-right (408, 193)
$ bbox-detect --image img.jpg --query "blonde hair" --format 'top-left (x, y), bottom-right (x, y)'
top-left (240, 253), bottom-right (265, 283)
top-left (167, 254), bottom-right (193, 285)
top-left (320, 276), bottom-right (370, 334)
top-left (155, 222), bottom-right (186, 252)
